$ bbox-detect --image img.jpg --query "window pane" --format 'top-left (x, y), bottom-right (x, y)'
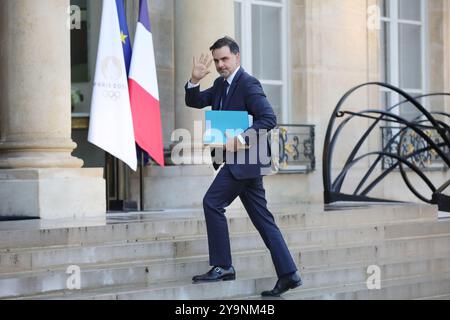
top-left (399, 24), bottom-right (422, 89)
top-left (262, 84), bottom-right (282, 122)
top-left (381, 21), bottom-right (391, 83)
top-left (399, 0), bottom-right (421, 21)
top-left (381, 0), bottom-right (390, 18)
top-left (72, 0), bottom-right (87, 8)
top-left (252, 5), bottom-right (282, 80)
top-left (399, 92), bottom-right (423, 122)
top-left (234, 2), bottom-right (242, 50)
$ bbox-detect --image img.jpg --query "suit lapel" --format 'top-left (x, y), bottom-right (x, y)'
top-left (213, 91), bottom-right (221, 110)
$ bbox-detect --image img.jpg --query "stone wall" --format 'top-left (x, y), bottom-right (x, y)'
top-left (282, 0), bottom-right (450, 204)
top-left (287, 0), bottom-right (380, 202)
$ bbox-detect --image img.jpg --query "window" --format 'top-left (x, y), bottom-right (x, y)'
top-left (234, 0), bottom-right (289, 123)
top-left (380, 0), bottom-right (427, 121)
top-left (71, 0), bottom-right (89, 84)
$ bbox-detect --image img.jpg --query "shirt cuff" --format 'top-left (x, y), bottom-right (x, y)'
top-left (237, 135), bottom-right (246, 145)
top-left (187, 81), bottom-right (200, 89)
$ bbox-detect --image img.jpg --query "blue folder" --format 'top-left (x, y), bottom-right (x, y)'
top-left (204, 111), bottom-right (252, 146)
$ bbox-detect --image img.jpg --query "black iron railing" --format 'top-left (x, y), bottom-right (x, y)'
top-left (323, 82), bottom-right (450, 210)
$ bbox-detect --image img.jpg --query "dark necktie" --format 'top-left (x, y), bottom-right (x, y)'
top-left (220, 80), bottom-right (230, 110)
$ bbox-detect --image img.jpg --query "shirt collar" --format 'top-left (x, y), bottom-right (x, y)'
top-left (225, 66), bottom-right (240, 86)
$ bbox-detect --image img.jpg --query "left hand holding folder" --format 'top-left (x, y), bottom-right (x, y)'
top-left (224, 132), bottom-right (246, 153)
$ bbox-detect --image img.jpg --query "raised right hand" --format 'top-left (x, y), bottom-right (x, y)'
top-left (191, 54), bottom-right (213, 84)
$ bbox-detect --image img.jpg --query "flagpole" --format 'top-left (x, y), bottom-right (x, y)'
top-left (105, 153), bottom-right (110, 212)
top-left (140, 152), bottom-right (144, 211)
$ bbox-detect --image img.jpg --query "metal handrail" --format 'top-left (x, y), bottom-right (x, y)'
top-left (275, 124), bottom-right (315, 174)
top-left (323, 82), bottom-right (450, 208)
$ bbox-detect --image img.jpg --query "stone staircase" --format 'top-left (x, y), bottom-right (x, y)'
top-left (0, 203), bottom-right (450, 300)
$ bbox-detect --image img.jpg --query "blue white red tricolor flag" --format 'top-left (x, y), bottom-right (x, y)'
top-left (129, 0), bottom-right (165, 167)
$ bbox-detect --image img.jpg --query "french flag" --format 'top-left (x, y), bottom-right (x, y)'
top-left (129, 0), bottom-right (165, 167)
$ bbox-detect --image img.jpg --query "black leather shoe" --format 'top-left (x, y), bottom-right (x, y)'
top-left (192, 266), bottom-right (236, 283)
top-left (261, 272), bottom-right (302, 297)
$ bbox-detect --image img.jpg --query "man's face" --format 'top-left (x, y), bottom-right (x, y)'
top-left (212, 46), bottom-right (241, 79)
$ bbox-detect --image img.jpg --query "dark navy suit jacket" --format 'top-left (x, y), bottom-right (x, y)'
top-left (185, 68), bottom-right (277, 180)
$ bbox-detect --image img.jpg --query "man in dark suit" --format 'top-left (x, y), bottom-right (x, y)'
top-left (185, 37), bottom-right (301, 297)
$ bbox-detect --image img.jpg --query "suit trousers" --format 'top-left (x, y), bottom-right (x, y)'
top-left (202, 165), bottom-right (298, 278)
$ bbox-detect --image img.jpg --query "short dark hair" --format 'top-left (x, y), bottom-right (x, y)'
top-left (209, 36), bottom-right (240, 54)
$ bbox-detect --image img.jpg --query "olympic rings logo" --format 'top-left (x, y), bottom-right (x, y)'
top-left (103, 90), bottom-right (121, 101)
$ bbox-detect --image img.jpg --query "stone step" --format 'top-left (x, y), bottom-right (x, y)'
top-left (3, 233), bottom-right (450, 299)
top-left (1, 218), bottom-right (449, 273)
top-left (300, 233), bottom-right (450, 269)
top-left (13, 256), bottom-right (450, 300)
top-left (0, 203), bottom-right (437, 251)
top-left (4, 232), bottom-right (450, 282)
top-left (286, 273), bottom-right (450, 300)
top-left (234, 272), bottom-right (450, 300)
top-left (414, 293), bottom-right (450, 300)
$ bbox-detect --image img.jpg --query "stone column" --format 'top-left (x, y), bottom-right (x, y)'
top-left (0, 0), bottom-right (105, 220)
top-left (174, 0), bottom-right (234, 164)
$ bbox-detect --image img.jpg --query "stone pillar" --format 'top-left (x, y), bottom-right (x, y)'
top-left (0, 0), bottom-right (105, 220)
top-left (174, 0), bottom-right (234, 164)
